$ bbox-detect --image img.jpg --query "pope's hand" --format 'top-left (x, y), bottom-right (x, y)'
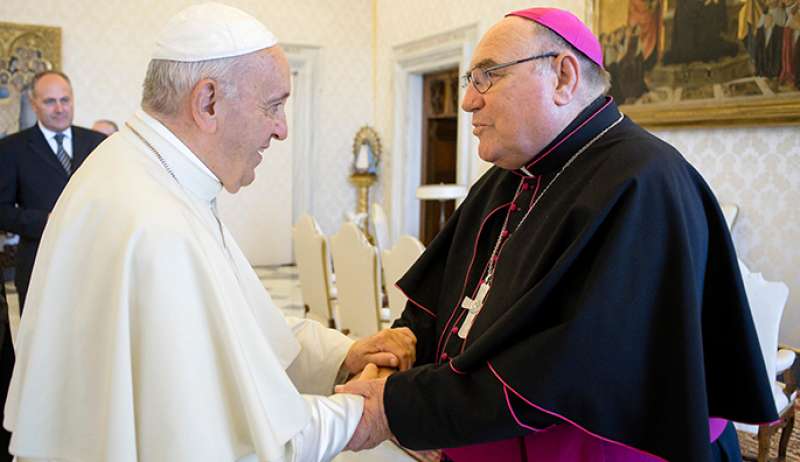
top-left (353, 363), bottom-right (380, 381)
top-left (347, 366), bottom-right (395, 383)
top-left (336, 377), bottom-right (391, 451)
top-left (343, 327), bottom-right (416, 374)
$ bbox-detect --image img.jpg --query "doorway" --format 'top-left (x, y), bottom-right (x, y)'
top-left (419, 67), bottom-right (459, 245)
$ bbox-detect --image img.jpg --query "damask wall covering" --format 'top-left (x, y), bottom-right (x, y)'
top-left (4, 0), bottom-right (799, 344)
top-left (657, 126), bottom-right (800, 345)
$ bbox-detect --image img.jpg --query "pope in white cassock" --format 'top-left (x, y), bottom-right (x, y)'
top-left (3, 3), bottom-right (416, 462)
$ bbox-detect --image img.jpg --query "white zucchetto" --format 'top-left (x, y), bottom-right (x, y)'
top-left (151, 2), bottom-right (277, 62)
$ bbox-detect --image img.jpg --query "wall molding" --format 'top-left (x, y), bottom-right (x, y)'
top-left (284, 43), bottom-right (320, 224)
top-left (389, 24), bottom-right (478, 239)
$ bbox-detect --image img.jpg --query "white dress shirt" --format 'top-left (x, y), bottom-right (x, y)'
top-left (37, 122), bottom-right (73, 159)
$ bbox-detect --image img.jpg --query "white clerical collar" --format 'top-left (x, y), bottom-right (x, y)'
top-left (131, 110), bottom-right (222, 203)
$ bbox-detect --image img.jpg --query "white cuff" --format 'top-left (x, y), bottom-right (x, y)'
top-left (288, 394), bottom-right (364, 462)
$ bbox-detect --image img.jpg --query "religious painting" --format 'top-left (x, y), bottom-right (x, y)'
top-left (591, 0), bottom-right (800, 128)
top-left (0, 21), bottom-right (61, 138)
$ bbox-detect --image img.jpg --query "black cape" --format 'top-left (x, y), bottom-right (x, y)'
top-left (386, 99), bottom-right (776, 461)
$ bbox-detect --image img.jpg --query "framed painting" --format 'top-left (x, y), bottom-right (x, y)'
top-left (589, 0), bottom-right (800, 128)
top-left (0, 21), bottom-right (61, 138)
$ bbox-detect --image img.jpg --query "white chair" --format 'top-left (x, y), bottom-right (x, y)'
top-left (734, 258), bottom-right (796, 462)
top-left (330, 223), bottom-right (383, 338)
top-left (381, 235), bottom-right (425, 322)
top-left (292, 214), bottom-right (336, 328)
top-left (370, 203), bottom-right (392, 251)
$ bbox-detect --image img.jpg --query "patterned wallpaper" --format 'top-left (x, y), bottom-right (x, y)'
top-left (3, 0), bottom-right (374, 236)
top-left (656, 126), bottom-right (800, 346)
top-left (5, 0), bottom-right (798, 344)
top-left (374, 0), bottom-right (800, 346)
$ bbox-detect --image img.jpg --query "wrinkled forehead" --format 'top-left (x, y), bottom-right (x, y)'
top-left (470, 17), bottom-right (540, 69)
top-left (264, 47), bottom-right (291, 95)
top-left (269, 47), bottom-right (291, 84)
top-left (239, 47), bottom-right (291, 96)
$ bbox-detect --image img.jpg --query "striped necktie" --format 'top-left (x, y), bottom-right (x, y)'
top-left (53, 132), bottom-right (72, 175)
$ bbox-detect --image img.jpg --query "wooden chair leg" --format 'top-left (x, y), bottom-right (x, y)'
top-left (758, 425), bottom-right (774, 462)
top-left (777, 414), bottom-right (795, 462)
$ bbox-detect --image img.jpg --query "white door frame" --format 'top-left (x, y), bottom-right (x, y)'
top-left (389, 25), bottom-right (479, 240)
top-left (284, 44), bottom-right (320, 225)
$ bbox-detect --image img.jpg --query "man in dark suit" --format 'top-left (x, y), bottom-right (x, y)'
top-left (0, 70), bottom-right (106, 313)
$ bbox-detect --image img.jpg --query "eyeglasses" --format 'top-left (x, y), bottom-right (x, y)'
top-left (462, 52), bottom-right (559, 94)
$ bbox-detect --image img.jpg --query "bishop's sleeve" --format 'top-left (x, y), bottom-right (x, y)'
top-left (384, 361), bottom-right (557, 450)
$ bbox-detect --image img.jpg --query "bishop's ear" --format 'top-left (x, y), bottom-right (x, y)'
top-left (552, 52), bottom-right (580, 106)
top-left (190, 78), bottom-right (219, 133)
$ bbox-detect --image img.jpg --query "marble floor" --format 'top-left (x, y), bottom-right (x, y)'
top-left (253, 264), bottom-right (306, 317)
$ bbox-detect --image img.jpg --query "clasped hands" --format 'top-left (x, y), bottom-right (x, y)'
top-left (338, 327), bottom-right (416, 451)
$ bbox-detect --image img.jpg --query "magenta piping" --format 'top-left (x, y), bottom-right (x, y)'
top-left (503, 383), bottom-right (542, 432)
top-left (520, 97), bottom-right (614, 173)
top-left (487, 361), bottom-right (669, 462)
top-left (396, 284), bottom-right (437, 318)
top-left (434, 202), bottom-right (511, 361)
top-left (449, 360), bottom-right (467, 375)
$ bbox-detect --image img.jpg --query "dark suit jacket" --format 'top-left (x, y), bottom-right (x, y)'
top-left (0, 124), bottom-right (106, 309)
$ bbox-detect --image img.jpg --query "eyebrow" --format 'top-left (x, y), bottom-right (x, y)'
top-left (471, 59), bottom-right (499, 70)
top-left (265, 92), bottom-right (290, 105)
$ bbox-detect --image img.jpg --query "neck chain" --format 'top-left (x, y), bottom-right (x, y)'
top-left (483, 114), bottom-right (624, 286)
top-left (125, 121), bottom-right (230, 252)
top-left (126, 122), bottom-right (178, 182)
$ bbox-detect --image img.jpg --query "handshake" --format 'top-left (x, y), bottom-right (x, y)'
top-left (337, 327), bottom-right (417, 451)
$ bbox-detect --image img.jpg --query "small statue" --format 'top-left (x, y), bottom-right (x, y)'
top-left (353, 142), bottom-right (377, 175)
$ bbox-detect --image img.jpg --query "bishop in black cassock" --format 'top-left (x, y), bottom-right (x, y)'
top-left (340, 7), bottom-right (777, 462)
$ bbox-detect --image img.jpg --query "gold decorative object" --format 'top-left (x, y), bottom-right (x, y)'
top-left (350, 172), bottom-right (378, 216)
top-left (349, 126), bottom-right (382, 240)
top-left (352, 126), bottom-right (381, 175)
top-left (0, 21), bottom-right (62, 137)
top-left (591, 0), bottom-right (800, 128)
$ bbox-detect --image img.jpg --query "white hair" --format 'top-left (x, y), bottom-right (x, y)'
top-left (141, 56), bottom-right (243, 116)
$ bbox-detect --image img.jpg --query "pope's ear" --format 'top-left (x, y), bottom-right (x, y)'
top-left (552, 53), bottom-right (580, 106)
top-left (190, 78), bottom-right (219, 133)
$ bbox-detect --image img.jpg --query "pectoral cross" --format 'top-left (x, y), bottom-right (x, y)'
top-left (458, 282), bottom-right (490, 339)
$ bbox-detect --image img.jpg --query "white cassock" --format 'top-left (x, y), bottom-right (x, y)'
top-left (4, 110), bottom-right (362, 462)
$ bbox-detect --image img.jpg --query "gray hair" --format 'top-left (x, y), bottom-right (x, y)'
top-left (530, 23), bottom-right (611, 100)
top-left (141, 56), bottom-right (243, 116)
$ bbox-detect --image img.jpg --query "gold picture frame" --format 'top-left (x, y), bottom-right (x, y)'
top-left (590, 0), bottom-right (800, 129)
top-left (0, 21), bottom-right (62, 137)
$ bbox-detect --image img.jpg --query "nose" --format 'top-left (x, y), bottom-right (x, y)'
top-left (461, 84), bottom-right (484, 113)
top-left (54, 101), bottom-right (64, 113)
top-left (273, 117), bottom-right (288, 141)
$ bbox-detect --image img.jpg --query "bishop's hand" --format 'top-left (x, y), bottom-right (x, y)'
top-left (343, 327), bottom-right (416, 374)
top-left (336, 377), bottom-right (391, 451)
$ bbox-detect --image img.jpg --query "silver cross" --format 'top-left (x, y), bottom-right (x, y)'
top-left (458, 282), bottom-right (490, 339)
